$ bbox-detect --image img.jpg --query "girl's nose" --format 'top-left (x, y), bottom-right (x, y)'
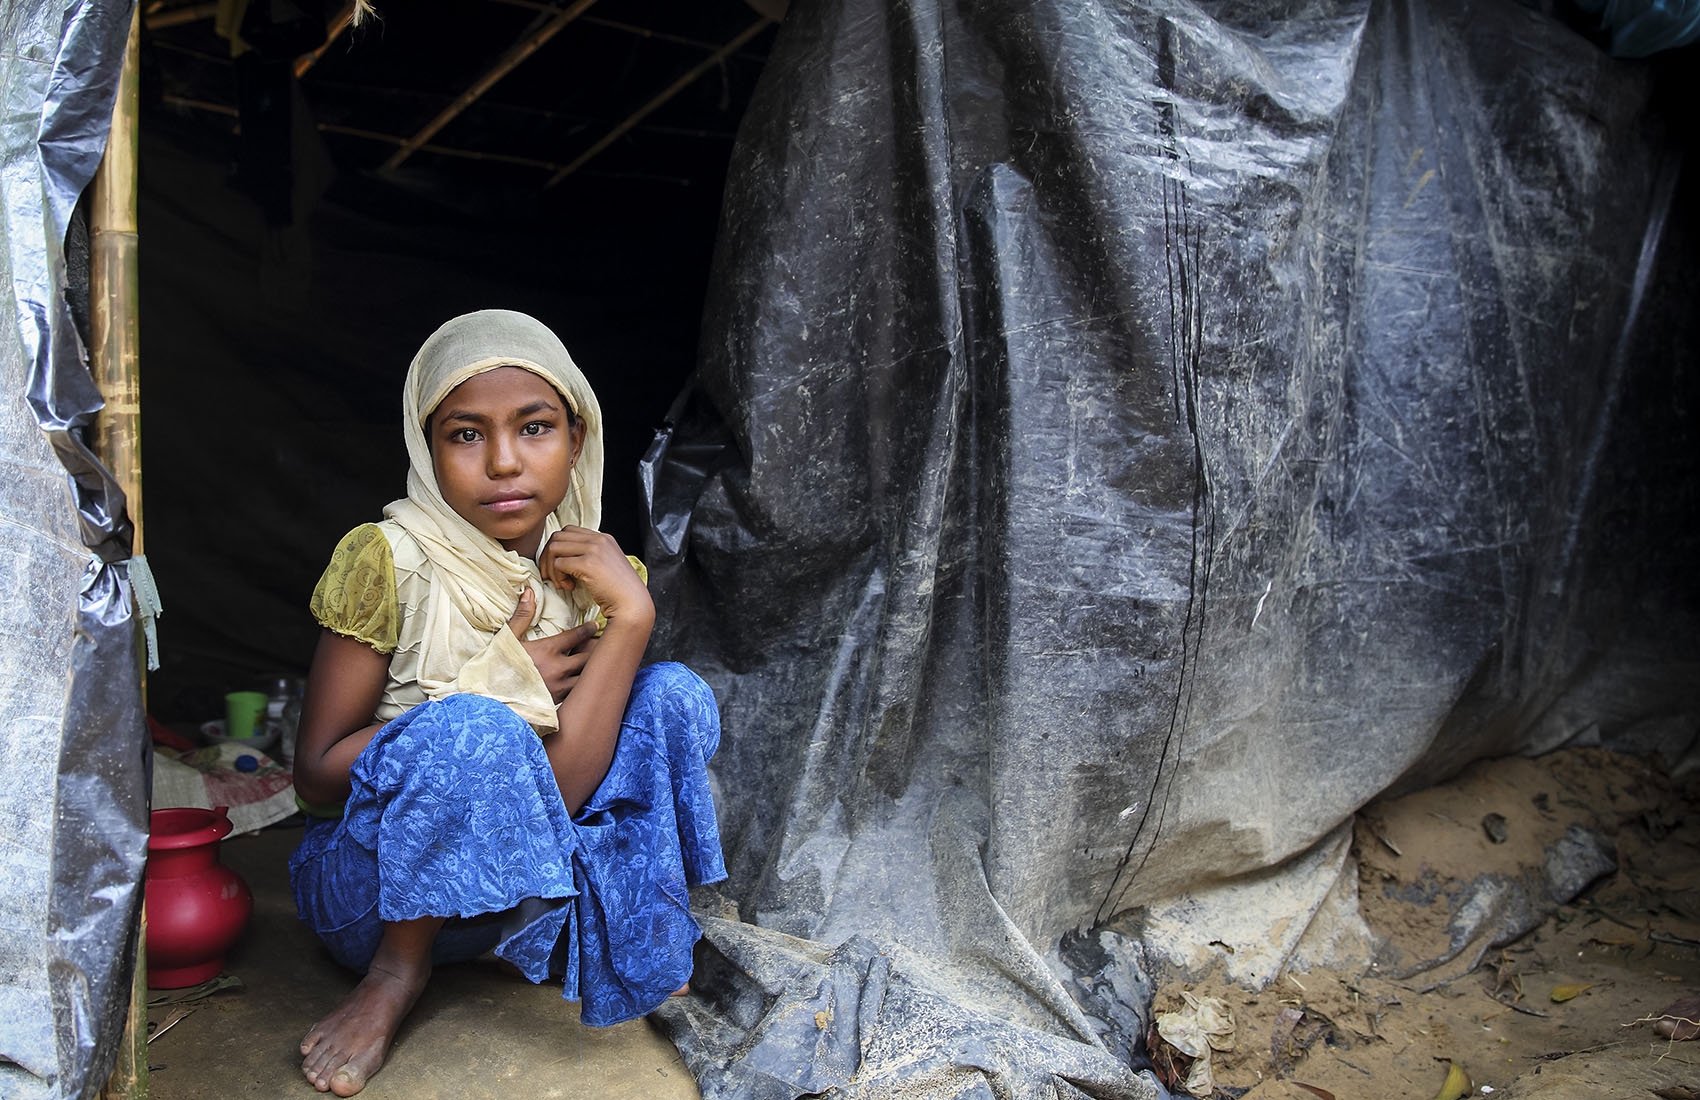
top-left (486, 433), bottom-right (522, 476)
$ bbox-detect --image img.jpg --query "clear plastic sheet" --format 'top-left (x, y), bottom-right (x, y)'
top-left (1, 2), bottom-right (148, 1098)
top-left (644, 0), bottom-right (1700, 1092)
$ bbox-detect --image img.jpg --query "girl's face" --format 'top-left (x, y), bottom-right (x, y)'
top-left (429, 366), bottom-right (585, 558)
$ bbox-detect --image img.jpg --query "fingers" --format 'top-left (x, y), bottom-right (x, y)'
top-left (540, 538), bottom-right (648, 623)
top-left (539, 528), bottom-right (630, 591)
top-left (546, 647), bottom-right (593, 703)
top-left (507, 588), bottom-right (536, 638)
top-left (537, 624), bottom-right (596, 657)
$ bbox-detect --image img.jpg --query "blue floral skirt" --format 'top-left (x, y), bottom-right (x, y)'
top-left (288, 662), bottom-right (726, 1026)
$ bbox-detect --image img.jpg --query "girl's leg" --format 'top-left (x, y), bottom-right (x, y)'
top-left (568, 663), bottom-right (727, 1024)
top-left (289, 695), bottom-right (581, 1087)
top-left (299, 916), bottom-right (445, 1097)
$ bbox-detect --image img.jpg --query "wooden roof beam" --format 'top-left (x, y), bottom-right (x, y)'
top-left (294, 1), bottom-right (359, 78)
top-left (143, 3), bottom-right (217, 31)
top-left (488, 0), bottom-right (767, 58)
top-left (542, 16), bottom-right (770, 189)
top-left (384, 0), bottom-right (599, 171)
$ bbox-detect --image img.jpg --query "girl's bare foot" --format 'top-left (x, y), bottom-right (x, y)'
top-left (1655, 995), bottom-right (1700, 1040)
top-left (299, 959), bottom-right (429, 1096)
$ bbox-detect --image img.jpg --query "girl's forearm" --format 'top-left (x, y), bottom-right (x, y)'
top-left (295, 722), bottom-right (385, 804)
top-left (545, 608), bottom-right (654, 815)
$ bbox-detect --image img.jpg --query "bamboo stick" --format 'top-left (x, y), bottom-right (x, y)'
top-left (488, 0), bottom-right (767, 58)
top-left (294, 1), bottom-right (358, 79)
top-left (161, 93), bottom-right (584, 171)
top-left (543, 17), bottom-right (770, 189)
top-left (92, 7), bottom-right (148, 1094)
top-left (143, 2), bottom-right (215, 30)
top-left (91, 8), bottom-right (144, 554)
top-left (92, 8), bottom-right (147, 1097)
top-left (384, 0), bottom-right (600, 171)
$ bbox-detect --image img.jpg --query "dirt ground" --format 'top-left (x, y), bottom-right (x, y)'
top-left (142, 823), bottom-right (697, 1100)
top-left (1148, 747), bottom-right (1700, 1100)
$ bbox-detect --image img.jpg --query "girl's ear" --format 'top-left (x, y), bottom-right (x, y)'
top-left (567, 415), bottom-right (587, 468)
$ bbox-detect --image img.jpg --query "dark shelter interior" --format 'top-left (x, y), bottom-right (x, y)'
top-left (14, 0), bottom-right (1700, 1096)
top-left (137, 0), bottom-right (779, 720)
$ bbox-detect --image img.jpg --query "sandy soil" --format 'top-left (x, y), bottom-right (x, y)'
top-left (1148, 748), bottom-right (1700, 1100)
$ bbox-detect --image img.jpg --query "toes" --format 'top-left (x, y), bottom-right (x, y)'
top-left (329, 1061), bottom-right (371, 1097)
top-left (303, 1041), bottom-right (344, 1086)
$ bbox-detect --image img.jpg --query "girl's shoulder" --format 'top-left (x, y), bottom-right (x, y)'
top-left (312, 523), bottom-right (402, 653)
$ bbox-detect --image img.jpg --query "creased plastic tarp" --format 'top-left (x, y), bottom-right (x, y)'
top-left (1, 2), bottom-right (148, 1099)
top-left (644, 0), bottom-right (1700, 1093)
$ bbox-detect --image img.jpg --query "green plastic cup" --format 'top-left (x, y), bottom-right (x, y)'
top-left (224, 691), bottom-right (268, 740)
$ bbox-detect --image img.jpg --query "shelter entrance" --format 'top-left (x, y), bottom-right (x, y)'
top-left (132, 3), bottom-right (775, 1095)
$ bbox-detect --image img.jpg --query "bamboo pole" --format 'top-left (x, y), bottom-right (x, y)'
top-left (294, 1), bottom-right (358, 79)
top-left (142, 2), bottom-right (216, 30)
top-left (90, 11), bottom-right (144, 553)
top-left (92, 9), bottom-right (147, 1100)
top-left (144, 1), bottom-right (352, 76)
top-left (160, 94), bottom-right (584, 171)
top-left (384, 0), bottom-right (600, 171)
top-left (542, 17), bottom-right (770, 189)
top-left (489, 0), bottom-right (769, 58)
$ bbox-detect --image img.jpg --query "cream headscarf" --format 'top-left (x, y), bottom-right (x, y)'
top-left (381, 309), bottom-right (605, 727)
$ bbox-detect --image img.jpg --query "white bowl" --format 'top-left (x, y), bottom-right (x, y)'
top-left (199, 718), bottom-right (281, 752)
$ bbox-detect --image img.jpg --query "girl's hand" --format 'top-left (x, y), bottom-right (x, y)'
top-left (537, 527), bottom-right (655, 629)
top-left (528, 533), bottom-right (655, 817)
top-left (507, 588), bottom-right (600, 703)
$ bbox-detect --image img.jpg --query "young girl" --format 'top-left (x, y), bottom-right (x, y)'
top-left (288, 309), bottom-right (725, 1097)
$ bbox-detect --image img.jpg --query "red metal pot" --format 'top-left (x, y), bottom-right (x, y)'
top-left (145, 806), bottom-right (253, 988)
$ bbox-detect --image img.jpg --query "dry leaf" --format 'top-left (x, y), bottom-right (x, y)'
top-left (1550, 983), bottom-right (1592, 1003)
top-left (1295, 1085), bottom-right (1336, 1100)
top-left (1431, 1061), bottom-right (1471, 1100)
top-left (1155, 991), bottom-right (1235, 1096)
top-left (1270, 1006), bottom-right (1306, 1075)
top-left (1652, 1088), bottom-right (1700, 1100)
top-left (146, 1006), bottom-right (192, 1045)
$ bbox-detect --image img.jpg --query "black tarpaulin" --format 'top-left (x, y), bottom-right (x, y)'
top-left (1, 2), bottom-right (149, 1099)
top-left (644, 0), bottom-right (1700, 1093)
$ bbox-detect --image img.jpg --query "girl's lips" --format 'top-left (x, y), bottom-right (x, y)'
top-left (483, 496), bottom-right (531, 513)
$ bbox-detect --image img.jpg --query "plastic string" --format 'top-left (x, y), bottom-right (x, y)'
top-left (128, 554), bottom-right (164, 671)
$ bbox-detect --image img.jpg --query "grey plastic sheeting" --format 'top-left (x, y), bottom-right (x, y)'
top-left (1, 2), bottom-right (148, 1100)
top-left (644, 0), bottom-right (1699, 1093)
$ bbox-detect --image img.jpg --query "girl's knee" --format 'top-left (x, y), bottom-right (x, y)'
top-left (360, 693), bottom-right (539, 787)
top-left (434, 692), bottom-right (525, 724)
top-left (629, 663), bottom-right (720, 759)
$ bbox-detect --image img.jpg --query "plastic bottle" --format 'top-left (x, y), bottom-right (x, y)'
top-left (281, 688), bottom-right (301, 767)
top-left (267, 676), bottom-right (302, 766)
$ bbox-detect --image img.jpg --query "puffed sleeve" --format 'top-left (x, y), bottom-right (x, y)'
top-left (309, 524), bottom-right (400, 654)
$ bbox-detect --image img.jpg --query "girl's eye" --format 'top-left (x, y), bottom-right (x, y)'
top-left (452, 428), bottom-right (480, 444)
top-left (521, 421), bottom-right (550, 436)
